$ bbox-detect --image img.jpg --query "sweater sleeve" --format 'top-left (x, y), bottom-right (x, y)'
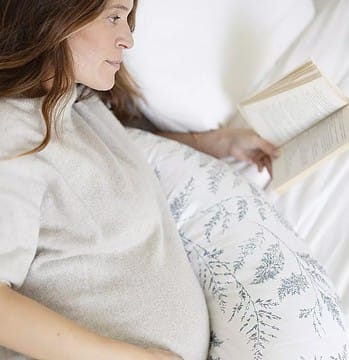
top-left (0, 157), bottom-right (46, 289)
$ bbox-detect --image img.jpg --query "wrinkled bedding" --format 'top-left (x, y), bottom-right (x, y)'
top-left (236, 0), bottom-right (349, 323)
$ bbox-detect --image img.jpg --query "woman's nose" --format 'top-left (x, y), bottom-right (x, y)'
top-left (116, 25), bottom-right (134, 49)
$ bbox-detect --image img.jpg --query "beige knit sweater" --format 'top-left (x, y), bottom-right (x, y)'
top-left (0, 87), bottom-right (209, 359)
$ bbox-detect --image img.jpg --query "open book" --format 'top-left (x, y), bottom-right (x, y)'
top-left (238, 60), bottom-right (349, 194)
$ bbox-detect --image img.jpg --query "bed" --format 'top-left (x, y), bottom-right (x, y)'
top-left (125, 0), bottom-right (349, 357)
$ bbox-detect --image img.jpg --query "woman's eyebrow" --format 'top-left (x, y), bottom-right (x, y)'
top-left (106, 5), bottom-right (130, 12)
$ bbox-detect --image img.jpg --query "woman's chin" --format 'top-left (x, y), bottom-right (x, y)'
top-left (93, 82), bottom-right (115, 91)
top-left (78, 79), bottom-right (115, 91)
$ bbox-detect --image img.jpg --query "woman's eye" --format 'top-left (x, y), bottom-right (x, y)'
top-left (109, 16), bottom-right (121, 24)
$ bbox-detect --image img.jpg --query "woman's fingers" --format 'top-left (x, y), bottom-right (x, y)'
top-left (255, 154), bottom-right (273, 178)
top-left (253, 134), bottom-right (280, 158)
top-left (263, 155), bottom-right (273, 178)
top-left (253, 151), bottom-right (267, 167)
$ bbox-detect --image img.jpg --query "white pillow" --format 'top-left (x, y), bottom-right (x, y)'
top-left (252, 0), bottom-right (349, 95)
top-left (127, 128), bottom-right (349, 359)
top-left (125, 0), bottom-right (314, 132)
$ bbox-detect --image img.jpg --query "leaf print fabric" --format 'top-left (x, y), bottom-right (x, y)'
top-left (127, 128), bottom-right (349, 360)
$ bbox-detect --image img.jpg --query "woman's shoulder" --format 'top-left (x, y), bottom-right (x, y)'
top-left (0, 96), bottom-right (45, 128)
top-left (0, 97), bottom-right (46, 158)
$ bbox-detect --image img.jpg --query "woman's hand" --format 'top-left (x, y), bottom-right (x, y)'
top-left (194, 128), bottom-right (280, 177)
top-left (157, 127), bottom-right (279, 177)
top-left (0, 284), bottom-right (184, 360)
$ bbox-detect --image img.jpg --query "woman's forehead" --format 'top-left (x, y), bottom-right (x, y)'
top-left (105, 0), bottom-right (134, 12)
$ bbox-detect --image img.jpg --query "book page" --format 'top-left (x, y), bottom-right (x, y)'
top-left (272, 104), bottom-right (349, 192)
top-left (239, 77), bottom-right (348, 146)
top-left (243, 61), bottom-right (321, 103)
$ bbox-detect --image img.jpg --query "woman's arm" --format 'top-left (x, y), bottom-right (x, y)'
top-left (0, 284), bottom-right (180, 360)
top-left (123, 112), bottom-right (278, 176)
top-left (156, 128), bottom-right (279, 176)
top-left (154, 130), bottom-right (202, 152)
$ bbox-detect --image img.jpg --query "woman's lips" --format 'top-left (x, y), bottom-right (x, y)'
top-left (106, 60), bottom-right (121, 69)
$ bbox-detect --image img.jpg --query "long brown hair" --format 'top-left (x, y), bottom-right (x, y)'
top-left (0, 0), bottom-right (142, 156)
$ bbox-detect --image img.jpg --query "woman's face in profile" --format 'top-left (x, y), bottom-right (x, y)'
top-left (67, 0), bottom-right (134, 91)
